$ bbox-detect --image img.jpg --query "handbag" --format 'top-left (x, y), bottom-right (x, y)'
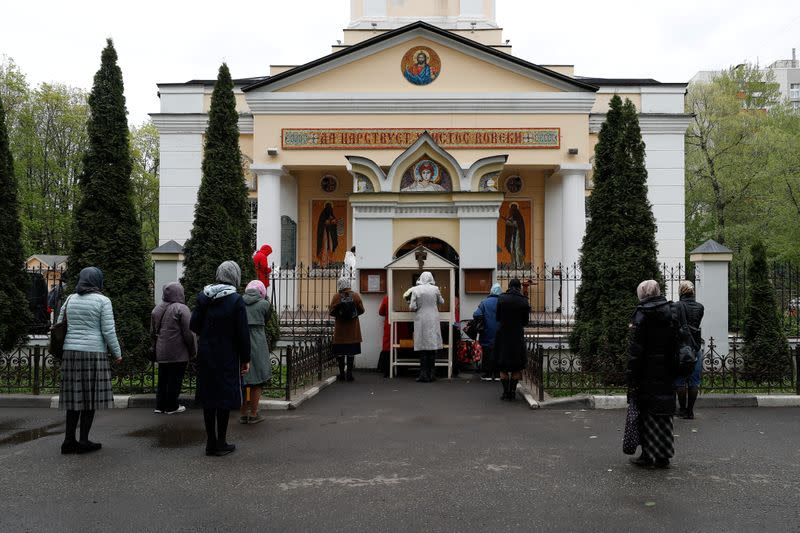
top-left (622, 399), bottom-right (640, 455)
top-left (149, 303), bottom-right (171, 363)
top-left (48, 295), bottom-right (72, 361)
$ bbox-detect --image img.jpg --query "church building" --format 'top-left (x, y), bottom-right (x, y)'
top-left (152, 0), bottom-right (689, 366)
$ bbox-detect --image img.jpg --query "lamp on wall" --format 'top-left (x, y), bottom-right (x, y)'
top-left (267, 148), bottom-right (279, 156)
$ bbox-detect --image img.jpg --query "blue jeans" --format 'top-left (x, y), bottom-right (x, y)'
top-left (674, 346), bottom-right (703, 388)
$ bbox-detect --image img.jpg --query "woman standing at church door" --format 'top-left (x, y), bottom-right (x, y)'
top-left (408, 271), bottom-right (444, 383)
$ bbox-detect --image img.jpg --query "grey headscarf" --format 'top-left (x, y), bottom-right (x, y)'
top-left (679, 280), bottom-right (695, 296)
top-left (490, 283), bottom-right (502, 296)
top-left (337, 276), bottom-right (351, 292)
top-left (76, 267), bottom-right (104, 295)
top-left (216, 261), bottom-right (241, 288)
top-left (416, 271), bottom-right (435, 286)
top-left (636, 280), bottom-right (661, 301)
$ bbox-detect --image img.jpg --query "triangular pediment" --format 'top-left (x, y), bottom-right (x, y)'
top-left (244, 22), bottom-right (596, 95)
top-left (385, 246), bottom-right (457, 270)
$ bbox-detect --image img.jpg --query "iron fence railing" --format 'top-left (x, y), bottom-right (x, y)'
top-left (523, 337), bottom-right (800, 401)
top-left (730, 261), bottom-right (800, 337)
top-left (0, 336), bottom-right (335, 402)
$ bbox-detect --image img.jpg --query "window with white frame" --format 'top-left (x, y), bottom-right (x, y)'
top-left (790, 83), bottom-right (800, 100)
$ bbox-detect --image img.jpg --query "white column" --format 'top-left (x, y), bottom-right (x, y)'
top-left (457, 201), bottom-right (501, 319)
top-left (251, 164), bottom-right (286, 268)
top-left (544, 172), bottom-right (563, 268)
top-left (556, 163), bottom-right (590, 315)
top-left (690, 240), bottom-right (733, 357)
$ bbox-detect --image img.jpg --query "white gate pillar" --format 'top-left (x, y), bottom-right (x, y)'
top-left (555, 163), bottom-right (591, 315)
top-left (690, 239), bottom-right (733, 357)
top-left (251, 164), bottom-right (287, 268)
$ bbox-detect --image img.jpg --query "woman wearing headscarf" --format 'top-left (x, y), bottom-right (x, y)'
top-left (58, 267), bottom-right (121, 455)
top-left (474, 283), bottom-right (502, 381)
top-left (329, 277), bottom-right (365, 382)
top-left (495, 278), bottom-right (531, 400)
top-left (152, 282), bottom-right (195, 414)
top-left (190, 261), bottom-right (251, 457)
top-left (240, 280), bottom-right (272, 424)
top-left (627, 279), bottom-right (677, 469)
top-left (408, 272), bottom-right (445, 383)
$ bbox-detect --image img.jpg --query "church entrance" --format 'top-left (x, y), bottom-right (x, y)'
top-left (394, 236), bottom-right (459, 266)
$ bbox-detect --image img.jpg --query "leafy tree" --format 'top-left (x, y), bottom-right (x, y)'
top-left (570, 96), bottom-right (662, 376)
top-left (130, 121), bottom-right (160, 251)
top-left (68, 39), bottom-right (151, 362)
top-left (182, 63), bottom-right (254, 303)
top-left (742, 242), bottom-right (791, 381)
top-left (0, 95), bottom-right (31, 350)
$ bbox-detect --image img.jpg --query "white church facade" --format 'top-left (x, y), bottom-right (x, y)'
top-left (151, 0), bottom-right (690, 365)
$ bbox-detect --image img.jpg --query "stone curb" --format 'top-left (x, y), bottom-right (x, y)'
top-left (2, 376), bottom-right (339, 411)
top-left (530, 393), bottom-right (800, 410)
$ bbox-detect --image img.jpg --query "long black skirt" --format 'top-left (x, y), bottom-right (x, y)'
top-left (639, 411), bottom-right (675, 462)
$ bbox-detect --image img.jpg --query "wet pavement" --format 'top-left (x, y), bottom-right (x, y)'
top-left (1, 372), bottom-right (799, 532)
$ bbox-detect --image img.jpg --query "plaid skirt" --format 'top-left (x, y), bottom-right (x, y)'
top-left (59, 350), bottom-right (114, 410)
top-left (639, 411), bottom-right (675, 462)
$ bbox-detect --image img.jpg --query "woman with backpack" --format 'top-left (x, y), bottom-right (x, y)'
top-left (329, 277), bottom-right (365, 382)
top-left (627, 279), bottom-right (677, 469)
top-left (151, 282), bottom-right (195, 415)
top-left (473, 283), bottom-right (502, 381)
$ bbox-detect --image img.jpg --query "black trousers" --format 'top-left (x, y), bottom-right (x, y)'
top-left (156, 362), bottom-right (188, 412)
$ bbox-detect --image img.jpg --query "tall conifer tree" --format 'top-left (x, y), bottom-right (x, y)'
top-left (0, 95), bottom-right (31, 351)
top-left (182, 63), bottom-right (254, 303)
top-left (570, 96), bottom-right (662, 376)
top-left (68, 39), bottom-right (151, 360)
top-left (742, 242), bottom-right (791, 381)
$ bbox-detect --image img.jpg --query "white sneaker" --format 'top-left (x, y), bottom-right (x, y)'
top-left (153, 409), bottom-right (163, 414)
top-left (166, 405), bottom-right (186, 414)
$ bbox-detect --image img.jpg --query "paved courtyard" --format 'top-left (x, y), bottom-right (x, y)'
top-left (1, 373), bottom-right (799, 532)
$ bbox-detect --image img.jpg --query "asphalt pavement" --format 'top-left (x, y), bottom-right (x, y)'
top-left (1, 373), bottom-right (799, 533)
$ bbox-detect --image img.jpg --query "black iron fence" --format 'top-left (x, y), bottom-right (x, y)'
top-left (524, 337), bottom-right (800, 401)
top-left (0, 336), bottom-right (336, 402)
top-left (268, 264), bottom-right (342, 338)
top-left (730, 261), bottom-right (800, 337)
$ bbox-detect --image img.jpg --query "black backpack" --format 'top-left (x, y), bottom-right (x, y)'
top-left (334, 292), bottom-right (359, 320)
top-left (671, 301), bottom-right (698, 377)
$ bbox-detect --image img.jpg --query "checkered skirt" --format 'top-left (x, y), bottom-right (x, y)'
top-left (59, 350), bottom-right (114, 410)
top-left (639, 411), bottom-right (675, 462)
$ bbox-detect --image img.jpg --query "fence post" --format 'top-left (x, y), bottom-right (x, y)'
top-left (795, 346), bottom-right (800, 397)
top-left (537, 345), bottom-right (545, 403)
top-left (317, 338), bottom-right (323, 381)
top-left (32, 345), bottom-right (41, 396)
top-left (285, 345), bottom-right (293, 402)
top-left (690, 240), bottom-right (733, 358)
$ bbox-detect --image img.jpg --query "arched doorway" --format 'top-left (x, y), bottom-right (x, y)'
top-left (394, 236), bottom-right (459, 265)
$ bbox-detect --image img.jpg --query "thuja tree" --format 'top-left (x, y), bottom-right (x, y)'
top-left (0, 95), bottom-right (31, 351)
top-left (742, 242), bottom-right (791, 381)
top-left (570, 95), bottom-right (662, 377)
top-left (68, 40), bottom-right (152, 361)
top-left (182, 63), bottom-right (254, 304)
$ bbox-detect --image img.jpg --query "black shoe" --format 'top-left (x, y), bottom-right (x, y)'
top-left (677, 408), bottom-right (689, 419)
top-left (336, 373), bottom-right (345, 382)
top-left (214, 443), bottom-right (236, 456)
top-left (76, 440), bottom-right (102, 454)
top-left (685, 411), bottom-right (694, 420)
top-left (61, 441), bottom-right (78, 455)
top-left (345, 373), bottom-right (354, 382)
top-left (629, 456), bottom-right (653, 468)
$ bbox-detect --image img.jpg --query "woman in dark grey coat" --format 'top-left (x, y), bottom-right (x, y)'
top-left (494, 279), bottom-right (531, 401)
top-left (190, 261), bottom-right (251, 457)
top-left (627, 280), bottom-right (677, 469)
top-left (152, 282), bottom-right (195, 414)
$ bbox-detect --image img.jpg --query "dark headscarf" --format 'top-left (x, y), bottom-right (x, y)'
top-left (76, 267), bottom-right (104, 295)
top-left (508, 278), bottom-right (522, 291)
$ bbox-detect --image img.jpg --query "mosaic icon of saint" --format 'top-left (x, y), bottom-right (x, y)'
top-left (403, 160), bottom-right (446, 192)
top-left (504, 202), bottom-right (526, 268)
top-left (316, 201), bottom-right (339, 266)
top-left (404, 49), bottom-right (438, 86)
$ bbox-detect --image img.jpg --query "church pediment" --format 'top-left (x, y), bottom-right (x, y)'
top-left (243, 21), bottom-right (597, 96)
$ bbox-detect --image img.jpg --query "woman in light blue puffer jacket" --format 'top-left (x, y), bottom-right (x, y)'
top-left (57, 267), bottom-right (122, 455)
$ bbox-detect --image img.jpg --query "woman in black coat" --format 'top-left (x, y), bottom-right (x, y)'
top-left (627, 279), bottom-right (677, 469)
top-left (494, 278), bottom-right (531, 401)
top-left (190, 261), bottom-right (251, 457)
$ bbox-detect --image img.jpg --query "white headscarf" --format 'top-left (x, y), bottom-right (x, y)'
top-left (416, 271), bottom-right (435, 286)
top-left (337, 276), bottom-right (351, 292)
top-left (636, 279), bottom-right (661, 301)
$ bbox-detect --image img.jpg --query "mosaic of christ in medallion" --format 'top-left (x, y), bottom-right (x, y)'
top-left (400, 159), bottom-right (452, 192)
top-left (401, 47), bottom-right (441, 86)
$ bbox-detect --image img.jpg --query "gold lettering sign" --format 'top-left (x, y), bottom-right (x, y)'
top-left (281, 128), bottom-right (560, 150)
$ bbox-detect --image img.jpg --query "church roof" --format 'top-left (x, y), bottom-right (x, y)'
top-left (242, 21), bottom-right (599, 93)
top-left (576, 77), bottom-right (687, 87)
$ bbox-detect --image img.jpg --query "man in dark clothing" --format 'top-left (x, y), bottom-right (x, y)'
top-left (673, 281), bottom-right (705, 419)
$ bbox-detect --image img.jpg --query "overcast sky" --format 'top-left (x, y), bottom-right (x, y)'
top-left (2, 0), bottom-right (798, 124)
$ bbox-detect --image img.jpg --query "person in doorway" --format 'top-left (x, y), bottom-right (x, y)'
top-left (240, 280), bottom-right (272, 425)
top-left (673, 281), bottom-right (704, 420)
top-left (474, 283), bottom-right (502, 381)
top-left (408, 271), bottom-right (445, 383)
top-left (627, 280), bottom-right (677, 469)
top-left (152, 282), bottom-right (195, 415)
top-left (378, 295), bottom-right (391, 378)
top-left (495, 278), bottom-right (531, 400)
top-left (58, 267), bottom-right (121, 455)
top-left (190, 261), bottom-right (251, 457)
top-left (329, 277), bottom-right (365, 382)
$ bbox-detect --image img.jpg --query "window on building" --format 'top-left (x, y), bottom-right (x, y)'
top-left (281, 216), bottom-right (297, 269)
top-left (790, 83), bottom-right (800, 100)
top-left (363, 0), bottom-right (386, 17)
